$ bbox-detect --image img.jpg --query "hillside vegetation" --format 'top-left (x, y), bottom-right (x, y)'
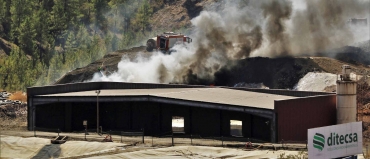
top-left (0, 0), bottom-right (205, 91)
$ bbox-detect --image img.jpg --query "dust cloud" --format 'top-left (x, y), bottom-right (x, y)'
top-left (89, 0), bottom-right (370, 84)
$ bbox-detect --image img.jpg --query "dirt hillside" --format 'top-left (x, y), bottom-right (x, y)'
top-left (149, 0), bottom-right (215, 32)
top-left (55, 46), bottom-right (150, 84)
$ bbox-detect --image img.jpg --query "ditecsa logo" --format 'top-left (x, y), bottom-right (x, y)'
top-left (313, 132), bottom-right (359, 152)
top-left (313, 133), bottom-right (325, 151)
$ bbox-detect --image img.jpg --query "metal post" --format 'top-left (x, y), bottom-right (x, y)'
top-left (191, 134), bottom-right (192, 145)
top-left (172, 131), bottom-right (174, 146)
top-left (34, 126), bottom-right (36, 137)
top-left (96, 90), bottom-right (100, 134)
top-left (85, 129), bottom-right (87, 141)
top-left (306, 140), bottom-right (307, 149)
top-left (142, 128), bottom-right (145, 143)
top-left (222, 136), bottom-right (223, 147)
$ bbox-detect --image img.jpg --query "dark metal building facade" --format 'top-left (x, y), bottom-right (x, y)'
top-left (27, 82), bottom-right (336, 143)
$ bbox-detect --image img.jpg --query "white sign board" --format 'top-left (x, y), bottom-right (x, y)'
top-left (308, 122), bottom-right (363, 159)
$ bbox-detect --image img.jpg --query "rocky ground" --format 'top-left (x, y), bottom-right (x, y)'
top-left (360, 108), bottom-right (370, 142)
top-left (0, 103), bottom-right (27, 131)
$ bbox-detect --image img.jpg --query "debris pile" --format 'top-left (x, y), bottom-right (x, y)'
top-left (0, 91), bottom-right (11, 100)
top-left (293, 72), bottom-right (337, 92)
top-left (0, 91), bottom-right (27, 118)
top-left (0, 103), bottom-right (27, 118)
top-left (234, 82), bottom-right (269, 89)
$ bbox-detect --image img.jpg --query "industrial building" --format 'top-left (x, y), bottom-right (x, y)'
top-left (27, 82), bottom-right (336, 143)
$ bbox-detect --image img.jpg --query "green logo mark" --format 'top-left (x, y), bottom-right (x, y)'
top-left (313, 133), bottom-right (325, 151)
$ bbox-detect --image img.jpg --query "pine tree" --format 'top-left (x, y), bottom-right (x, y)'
top-left (135, 0), bottom-right (153, 32)
top-left (10, 0), bottom-right (31, 44)
top-left (93, 0), bottom-right (109, 31)
top-left (0, 0), bottom-right (11, 39)
top-left (111, 34), bottom-right (119, 51)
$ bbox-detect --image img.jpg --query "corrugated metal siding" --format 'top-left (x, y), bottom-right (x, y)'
top-left (274, 95), bottom-right (336, 142)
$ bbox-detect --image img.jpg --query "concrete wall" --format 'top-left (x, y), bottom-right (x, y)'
top-left (274, 95), bottom-right (336, 142)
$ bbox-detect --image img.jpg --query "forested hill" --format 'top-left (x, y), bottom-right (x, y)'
top-left (0, 0), bottom-right (212, 91)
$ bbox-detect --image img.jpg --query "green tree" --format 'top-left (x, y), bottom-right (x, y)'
top-left (0, 0), bottom-right (188, 91)
top-left (33, 7), bottom-right (54, 67)
top-left (135, 0), bottom-right (153, 32)
top-left (10, 0), bottom-right (32, 44)
top-left (93, 0), bottom-right (109, 31)
top-left (111, 34), bottom-right (119, 51)
top-left (0, 0), bottom-right (11, 39)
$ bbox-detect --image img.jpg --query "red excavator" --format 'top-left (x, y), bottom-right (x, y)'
top-left (146, 32), bottom-right (192, 52)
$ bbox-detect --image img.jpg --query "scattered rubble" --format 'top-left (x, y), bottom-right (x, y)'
top-left (234, 82), bottom-right (269, 89)
top-left (0, 103), bottom-right (27, 118)
top-left (0, 91), bottom-right (11, 98)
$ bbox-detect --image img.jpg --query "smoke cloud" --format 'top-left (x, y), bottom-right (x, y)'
top-left (89, 0), bottom-right (370, 84)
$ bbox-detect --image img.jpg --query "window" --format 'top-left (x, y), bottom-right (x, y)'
top-left (230, 120), bottom-right (242, 137)
top-left (159, 37), bottom-right (166, 49)
top-left (172, 116), bottom-right (184, 132)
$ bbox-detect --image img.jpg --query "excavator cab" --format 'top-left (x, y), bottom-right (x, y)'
top-left (159, 37), bottom-right (167, 50)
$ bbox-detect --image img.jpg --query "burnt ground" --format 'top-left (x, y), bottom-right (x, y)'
top-left (213, 57), bottom-right (320, 89)
top-left (215, 57), bottom-right (370, 89)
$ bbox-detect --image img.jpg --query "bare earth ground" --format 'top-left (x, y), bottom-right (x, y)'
top-left (0, 131), bottom-right (307, 159)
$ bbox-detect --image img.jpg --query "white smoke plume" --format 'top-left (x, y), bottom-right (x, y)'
top-left (89, 0), bottom-right (370, 84)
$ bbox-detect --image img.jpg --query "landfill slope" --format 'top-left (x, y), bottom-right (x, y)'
top-left (55, 45), bottom-right (370, 90)
top-left (55, 46), bottom-right (150, 84)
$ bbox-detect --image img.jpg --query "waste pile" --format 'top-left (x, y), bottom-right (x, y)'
top-left (0, 103), bottom-right (27, 118)
top-left (0, 91), bottom-right (27, 118)
top-left (0, 91), bottom-right (11, 99)
top-left (234, 82), bottom-right (269, 89)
